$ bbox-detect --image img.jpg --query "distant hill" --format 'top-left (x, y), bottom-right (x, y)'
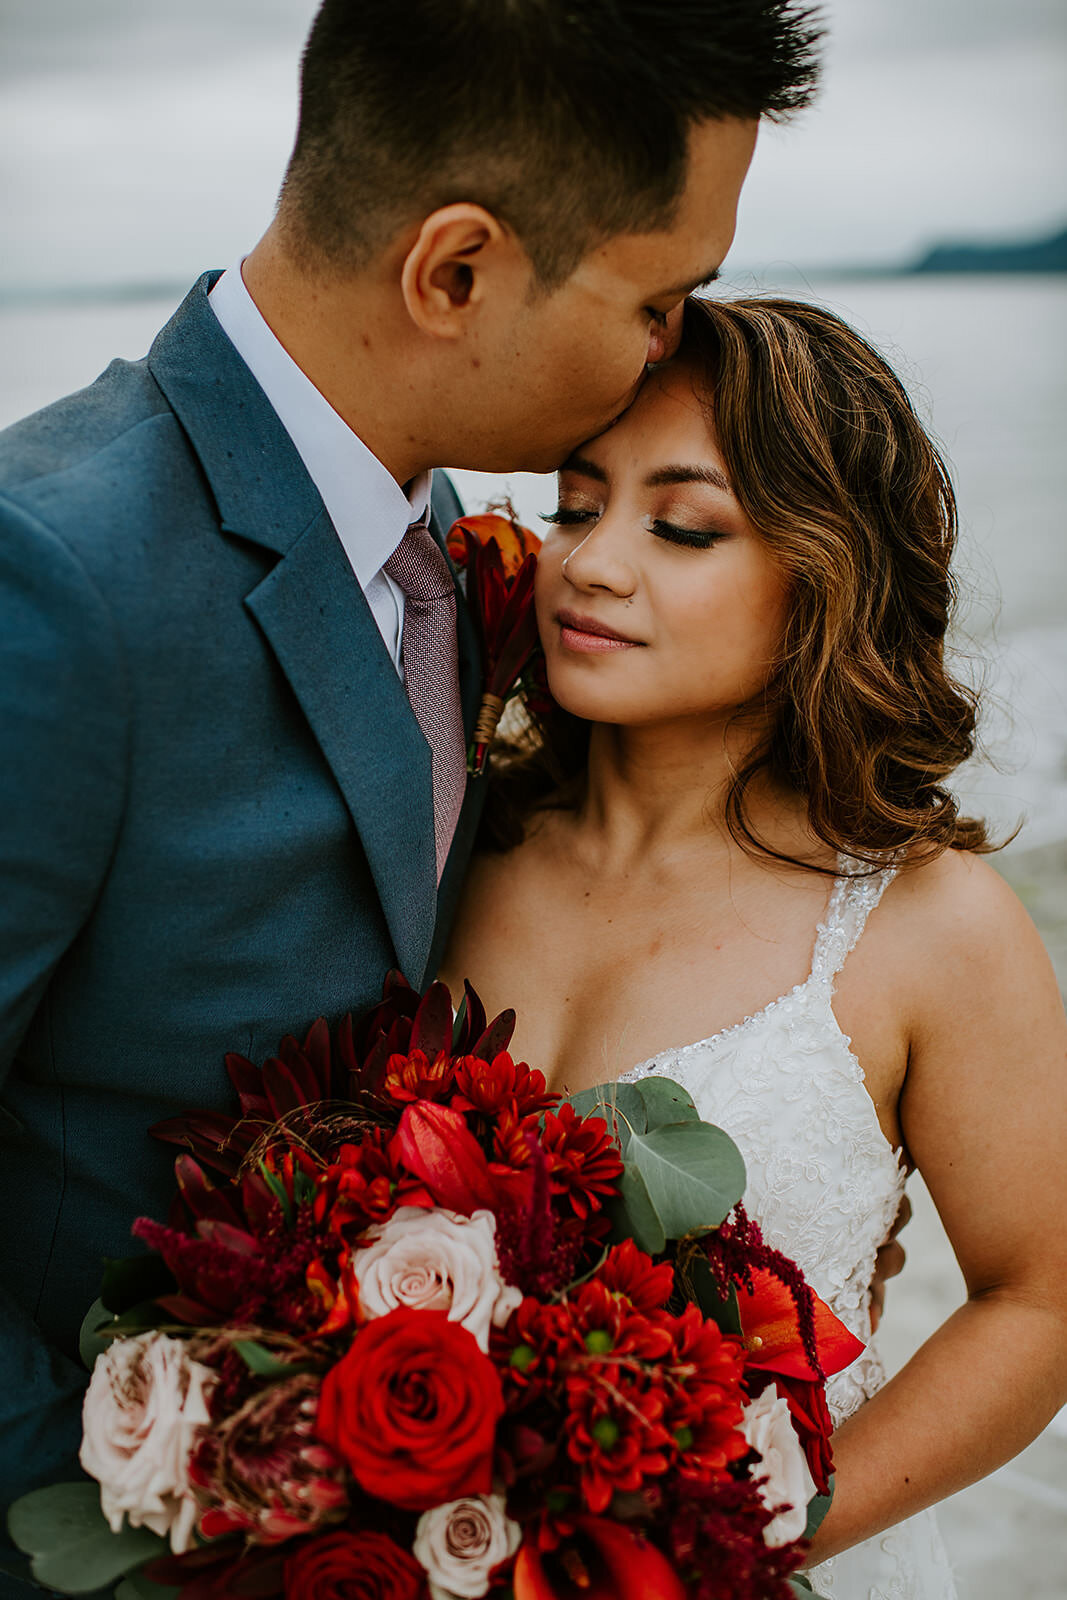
top-left (911, 225), bottom-right (1067, 274)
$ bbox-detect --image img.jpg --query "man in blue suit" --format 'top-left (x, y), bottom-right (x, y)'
top-left (0, 0), bottom-right (820, 1578)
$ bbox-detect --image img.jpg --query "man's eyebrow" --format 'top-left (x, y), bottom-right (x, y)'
top-left (645, 463), bottom-right (734, 495)
top-left (559, 453), bottom-right (608, 482)
top-left (660, 266), bottom-right (722, 300)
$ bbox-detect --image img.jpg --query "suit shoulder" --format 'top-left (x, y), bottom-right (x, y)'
top-left (0, 356), bottom-right (215, 575)
top-left (0, 356), bottom-right (176, 490)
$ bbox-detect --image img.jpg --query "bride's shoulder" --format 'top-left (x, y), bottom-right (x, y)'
top-left (885, 849), bottom-right (1058, 1018)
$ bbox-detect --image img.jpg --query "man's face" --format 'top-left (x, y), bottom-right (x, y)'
top-left (441, 116), bottom-right (758, 474)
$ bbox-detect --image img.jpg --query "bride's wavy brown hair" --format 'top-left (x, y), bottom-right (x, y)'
top-left (485, 296), bottom-right (992, 869)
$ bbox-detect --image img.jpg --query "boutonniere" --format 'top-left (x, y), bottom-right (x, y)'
top-left (446, 508), bottom-right (543, 775)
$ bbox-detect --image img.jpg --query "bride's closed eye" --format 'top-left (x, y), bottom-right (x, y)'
top-left (541, 505), bottom-right (728, 551)
top-left (539, 506), bottom-right (598, 528)
top-left (646, 518), bottom-right (729, 550)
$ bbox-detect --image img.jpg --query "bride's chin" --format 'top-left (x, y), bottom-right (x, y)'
top-left (543, 672), bottom-right (651, 728)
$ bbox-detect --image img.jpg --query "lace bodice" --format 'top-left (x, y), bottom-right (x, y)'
top-left (618, 858), bottom-right (958, 1598)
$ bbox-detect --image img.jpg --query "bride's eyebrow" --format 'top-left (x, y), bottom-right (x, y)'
top-left (645, 463), bottom-right (734, 496)
top-left (559, 453), bottom-right (607, 482)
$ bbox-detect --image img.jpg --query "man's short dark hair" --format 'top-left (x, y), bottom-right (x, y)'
top-left (280, 0), bottom-right (822, 289)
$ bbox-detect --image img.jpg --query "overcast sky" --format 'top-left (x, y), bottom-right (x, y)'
top-left (1, 0), bottom-right (1064, 294)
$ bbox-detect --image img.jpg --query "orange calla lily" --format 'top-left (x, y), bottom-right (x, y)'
top-left (513, 1519), bottom-right (685, 1600)
top-left (737, 1266), bottom-right (865, 1381)
top-left (447, 511), bottom-right (541, 580)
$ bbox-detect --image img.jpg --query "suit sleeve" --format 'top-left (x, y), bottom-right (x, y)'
top-left (0, 494), bottom-right (128, 1509)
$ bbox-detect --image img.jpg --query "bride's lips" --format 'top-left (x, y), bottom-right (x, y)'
top-left (556, 608), bottom-right (643, 654)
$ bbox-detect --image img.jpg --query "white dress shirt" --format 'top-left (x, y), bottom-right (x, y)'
top-left (209, 262), bottom-right (431, 673)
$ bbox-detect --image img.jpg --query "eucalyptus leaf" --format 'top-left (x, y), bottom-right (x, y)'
top-left (79, 1298), bottom-right (118, 1371)
top-left (564, 1081), bottom-right (646, 1155)
top-left (634, 1076), bottom-right (700, 1129)
top-left (805, 1476), bottom-right (835, 1542)
top-left (8, 1483), bottom-right (165, 1593)
top-left (629, 1122), bottom-right (746, 1238)
top-left (606, 1160), bottom-right (666, 1254)
top-left (233, 1339), bottom-right (314, 1380)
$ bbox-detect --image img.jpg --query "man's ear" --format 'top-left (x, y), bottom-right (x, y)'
top-left (400, 203), bottom-right (522, 337)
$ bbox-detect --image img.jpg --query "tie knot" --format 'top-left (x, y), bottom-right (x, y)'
top-left (384, 521), bottom-right (453, 603)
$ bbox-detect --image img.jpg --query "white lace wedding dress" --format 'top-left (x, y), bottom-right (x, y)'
top-left (618, 859), bottom-right (959, 1599)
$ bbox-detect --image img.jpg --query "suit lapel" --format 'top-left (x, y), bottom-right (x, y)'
top-left (244, 516), bottom-right (437, 983)
top-left (148, 274), bottom-right (439, 984)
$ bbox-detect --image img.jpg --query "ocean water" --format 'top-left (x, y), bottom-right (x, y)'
top-left (1, 273), bottom-right (1064, 849)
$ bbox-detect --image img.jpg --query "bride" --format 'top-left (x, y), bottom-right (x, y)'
top-left (440, 297), bottom-right (1067, 1595)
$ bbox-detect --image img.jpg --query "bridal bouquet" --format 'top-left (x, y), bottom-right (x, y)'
top-left (9, 977), bottom-right (862, 1600)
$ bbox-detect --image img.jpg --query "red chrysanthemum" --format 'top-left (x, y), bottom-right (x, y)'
top-left (563, 1366), bottom-right (672, 1514)
top-left (315, 1130), bottom-right (433, 1239)
top-left (496, 1296), bottom-right (570, 1397)
top-left (451, 1051), bottom-right (559, 1122)
top-left (596, 1239), bottom-right (676, 1313)
top-left (556, 1278), bottom-right (673, 1364)
top-left (662, 1305), bottom-right (749, 1484)
top-left (538, 1104), bottom-right (624, 1220)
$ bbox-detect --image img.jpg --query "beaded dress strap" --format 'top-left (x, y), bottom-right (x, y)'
top-left (809, 857), bottom-right (899, 985)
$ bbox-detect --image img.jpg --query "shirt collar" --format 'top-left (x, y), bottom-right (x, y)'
top-left (209, 261), bottom-right (431, 584)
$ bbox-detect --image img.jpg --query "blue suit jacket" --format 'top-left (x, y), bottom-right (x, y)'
top-left (0, 274), bottom-right (484, 1538)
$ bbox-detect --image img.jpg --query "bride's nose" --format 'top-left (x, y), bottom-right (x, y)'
top-left (560, 521), bottom-right (637, 599)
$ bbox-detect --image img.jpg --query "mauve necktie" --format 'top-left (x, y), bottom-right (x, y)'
top-left (384, 520), bottom-right (467, 880)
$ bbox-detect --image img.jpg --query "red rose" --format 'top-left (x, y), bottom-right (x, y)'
top-left (317, 1308), bottom-right (505, 1511)
top-left (284, 1529), bottom-right (424, 1600)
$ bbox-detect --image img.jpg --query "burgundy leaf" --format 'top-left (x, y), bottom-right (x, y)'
top-left (409, 980), bottom-right (454, 1059)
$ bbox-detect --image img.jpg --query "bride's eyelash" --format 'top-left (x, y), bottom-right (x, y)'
top-left (540, 507), bottom-right (726, 550)
top-left (650, 519), bottom-right (727, 550)
top-left (539, 507), bottom-right (598, 526)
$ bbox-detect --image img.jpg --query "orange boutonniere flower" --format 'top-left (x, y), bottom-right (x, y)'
top-left (447, 509), bottom-right (543, 775)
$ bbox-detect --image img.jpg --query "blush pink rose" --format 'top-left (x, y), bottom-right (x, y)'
top-left (351, 1205), bottom-right (521, 1352)
top-left (414, 1493), bottom-right (521, 1598)
top-left (79, 1331), bottom-right (214, 1553)
top-left (741, 1385), bottom-right (818, 1547)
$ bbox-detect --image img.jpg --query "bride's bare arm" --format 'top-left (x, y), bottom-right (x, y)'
top-left (804, 855), bottom-right (1067, 1565)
